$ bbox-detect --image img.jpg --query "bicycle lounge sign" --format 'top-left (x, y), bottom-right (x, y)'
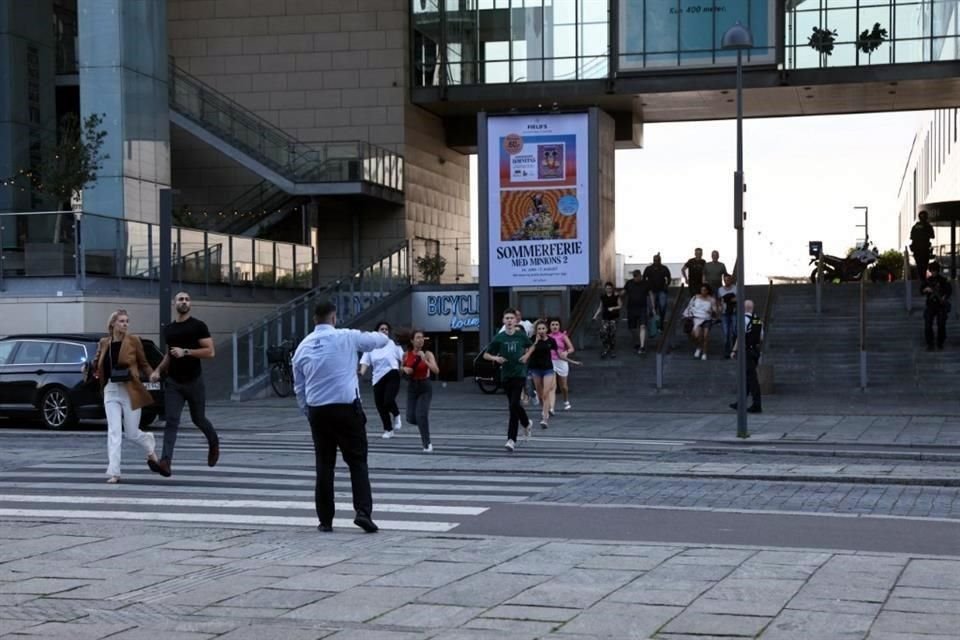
top-left (411, 291), bottom-right (480, 332)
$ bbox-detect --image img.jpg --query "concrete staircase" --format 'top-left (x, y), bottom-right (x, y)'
top-left (569, 285), bottom-right (772, 397)
top-left (765, 281), bottom-right (959, 396)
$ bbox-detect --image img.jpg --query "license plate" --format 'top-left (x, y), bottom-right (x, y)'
top-left (144, 382), bottom-right (160, 391)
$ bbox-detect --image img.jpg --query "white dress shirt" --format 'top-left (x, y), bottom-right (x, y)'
top-left (359, 340), bottom-right (404, 385)
top-left (293, 324), bottom-right (388, 412)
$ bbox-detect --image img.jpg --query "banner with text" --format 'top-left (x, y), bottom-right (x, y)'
top-left (486, 113), bottom-right (590, 287)
top-left (618, 0), bottom-right (776, 70)
top-left (411, 291), bottom-right (480, 332)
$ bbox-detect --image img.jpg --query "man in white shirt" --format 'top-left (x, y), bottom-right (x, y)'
top-left (293, 301), bottom-right (388, 533)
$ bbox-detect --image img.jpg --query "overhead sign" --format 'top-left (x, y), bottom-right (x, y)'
top-left (411, 291), bottom-right (480, 332)
top-left (618, 0), bottom-right (777, 71)
top-left (486, 113), bottom-right (590, 286)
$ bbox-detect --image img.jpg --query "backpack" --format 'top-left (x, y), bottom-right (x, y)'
top-left (744, 315), bottom-right (763, 354)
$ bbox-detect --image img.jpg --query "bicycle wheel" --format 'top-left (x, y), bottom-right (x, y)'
top-left (270, 363), bottom-right (294, 397)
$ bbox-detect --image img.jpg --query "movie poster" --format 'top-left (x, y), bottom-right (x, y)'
top-left (487, 114), bottom-right (589, 286)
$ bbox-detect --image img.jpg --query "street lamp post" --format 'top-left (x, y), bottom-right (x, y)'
top-left (854, 205), bottom-right (869, 247)
top-left (722, 22), bottom-right (753, 440)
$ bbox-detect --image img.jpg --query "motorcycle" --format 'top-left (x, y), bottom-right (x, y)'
top-left (809, 247), bottom-right (879, 283)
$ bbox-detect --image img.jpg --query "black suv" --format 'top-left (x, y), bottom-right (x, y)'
top-left (0, 334), bottom-right (165, 430)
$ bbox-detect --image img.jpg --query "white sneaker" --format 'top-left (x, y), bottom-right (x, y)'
top-left (505, 439), bottom-right (515, 452)
top-left (381, 431), bottom-right (393, 439)
top-left (532, 394), bottom-right (539, 406)
top-left (694, 348), bottom-right (701, 358)
top-left (522, 424), bottom-right (531, 440)
top-left (393, 415), bottom-right (402, 431)
top-left (540, 420), bottom-right (549, 429)
top-left (548, 409), bottom-right (555, 416)
top-left (423, 444), bottom-right (433, 453)
top-left (701, 354), bottom-right (707, 361)
top-left (563, 401), bottom-right (571, 411)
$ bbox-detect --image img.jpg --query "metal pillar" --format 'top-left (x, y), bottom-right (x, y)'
top-left (734, 48), bottom-right (748, 439)
top-left (159, 189), bottom-right (172, 351)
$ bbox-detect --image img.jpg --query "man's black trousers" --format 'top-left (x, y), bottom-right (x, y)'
top-left (503, 377), bottom-right (529, 441)
top-left (914, 249), bottom-right (931, 282)
top-left (924, 307), bottom-right (948, 348)
top-left (747, 352), bottom-right (762, 408)
top-left (307, 403), bottom-right (373, 526)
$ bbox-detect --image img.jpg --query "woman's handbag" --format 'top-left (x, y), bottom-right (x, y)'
top-left (108, 347), bottom-right (131, 383)
top-left (682, 317), bottom-right (694, 334)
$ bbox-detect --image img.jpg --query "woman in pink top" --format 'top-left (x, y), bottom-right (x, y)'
top-left (549, 318), bottom-right (580, 412)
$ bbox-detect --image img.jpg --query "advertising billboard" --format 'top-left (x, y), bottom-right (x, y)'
top-left (486, 113), bottom-right (590, 287)
top-left (618, 0), bottom-right (777, 70)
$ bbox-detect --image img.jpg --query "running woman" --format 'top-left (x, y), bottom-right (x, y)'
top-left (402, 330), bottom-right (439, 452)
top-left (521, 321), bottom-right (558, 429)
top-left (592, 282), bottom-right (621, 358)
top-left (358, 321), bottom-right (404, 439)
top-left (549, 318), bottom-right (580, 411)
top-left (483, 308), bottom-right (532, 452)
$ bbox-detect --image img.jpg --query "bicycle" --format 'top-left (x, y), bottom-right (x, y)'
top-left (267, 339), bottom-right (297, 398)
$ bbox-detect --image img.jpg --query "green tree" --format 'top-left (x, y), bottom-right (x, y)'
top-left (36, 113), bottom-right (109, 207)
top-left (415, 252), bottom-right (447, 283)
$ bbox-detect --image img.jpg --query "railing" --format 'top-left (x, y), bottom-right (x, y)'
top-left (168, 61), bottom-right (404, 192)
top-left (566, 280), bottom-right (601, 345)
top-left (232, 240), bottom-right (413, 394)
top-left (0, 210), bottom-right (313, 293)
top-left (656, 285), bottom-right (688, 390)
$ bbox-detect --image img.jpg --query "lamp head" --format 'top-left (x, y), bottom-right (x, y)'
top-left (721, 22), bottom-right (754, 50)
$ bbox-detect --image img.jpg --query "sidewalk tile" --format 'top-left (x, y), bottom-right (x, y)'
top-left (374, 603), bottom-right (484, 628)
top-left (281, 586), bottom-right (427, 622)
top-left (560, 601), bottom-right (681, 637)
top-left (873, 611), bottom-right (960, 635)
top-left (418, 572), bottom-right (549, 607)
top-left (368, 560), bottom-right (489, 588)
top-left (505, 569), bottom-right (636, 609)
top-left (662, 611), bottom-right (770, 636)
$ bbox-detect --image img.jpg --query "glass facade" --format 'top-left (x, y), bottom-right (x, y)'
top-left (412, 0), bottom-right (960, 84)
top-left (413, 1), bottom-right (610, 86)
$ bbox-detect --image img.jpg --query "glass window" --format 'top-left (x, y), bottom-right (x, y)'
top-left (12, 341), bottom-right (54, 365)
top-left (53, 343), bottom-right (87, 364)
top-left (0, 341), bottom-right (15, 365)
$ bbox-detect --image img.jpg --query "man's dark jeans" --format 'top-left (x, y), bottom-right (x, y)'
top-left (503, 377), bottom-right (530, 442)
top-left (161, 377), bottom-right (219, 462)
top-left (307, 403), bottom-right (373, 526)
top-left (924, 306), bottom-right (948, 348)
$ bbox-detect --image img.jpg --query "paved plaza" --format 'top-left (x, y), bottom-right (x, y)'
top-left (0, 386), bottom-right (958, 639)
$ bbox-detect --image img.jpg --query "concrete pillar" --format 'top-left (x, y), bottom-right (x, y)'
top-left (78, 0), bottom-right (170, 223)
top-left (0, 0), bottom-right (56, 216)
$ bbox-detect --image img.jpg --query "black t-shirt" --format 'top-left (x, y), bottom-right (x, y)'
top-left (600, 294), bottom-right (620, 320)
top-left (684, 258), bottom-right (706, 287)
top-left (163, 317), bottom-right (211, 382)
top-left (623, 279), bottom-right (650, 314)
top-left (104, 341), bottom-right (125, 380)
top-left (527, 337), bottom-right (557, 370)
top-left (643, 264), bottom-right (671, 292)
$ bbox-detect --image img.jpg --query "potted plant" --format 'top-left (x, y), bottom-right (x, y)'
top-left (808, 26), bottom-right (838, 66)
top-left (856, 23), bottom-right (888, 63)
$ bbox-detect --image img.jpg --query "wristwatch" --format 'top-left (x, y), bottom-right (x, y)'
top-left (184, 348), bottom-right (190, 356)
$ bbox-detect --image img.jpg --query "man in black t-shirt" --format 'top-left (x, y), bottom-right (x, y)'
top-left (148, 291), bottom-right (220, 477)
top-left (623, 270), bottom-right (653, 354)
top-left (642, 253), bottom-right (671, 321)
top-left (682, 248), bottom-right (706, 294)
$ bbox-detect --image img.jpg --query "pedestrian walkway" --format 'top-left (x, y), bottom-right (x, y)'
top-left (0, 519), bottom-right (957, 639)
top-left (0, 460), bottom-right (568, 533)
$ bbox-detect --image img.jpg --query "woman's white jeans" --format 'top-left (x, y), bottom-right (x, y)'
top-left (104, 382), bottom-right (155, 477)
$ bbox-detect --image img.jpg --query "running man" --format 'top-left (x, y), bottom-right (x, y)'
top-left (484, 308), bottom-right (532, 452)
top-left (148, 291), bottom-right (219, 477)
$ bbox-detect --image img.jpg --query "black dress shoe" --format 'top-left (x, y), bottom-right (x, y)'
top-left (747, 405), bottom-right (763, 414)
top-left (353, 515), bottom-right (379, 533)
top-left (317, 523), bottom-right (333, 533)
top-left (148, 458), bottom-right (172, 477)
top-left (207, 443), bottom-right (220, 467)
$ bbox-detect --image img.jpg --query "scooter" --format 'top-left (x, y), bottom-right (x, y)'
top-left (809, 247), bottom-right (878, 283)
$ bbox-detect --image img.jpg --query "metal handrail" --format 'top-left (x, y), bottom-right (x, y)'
top-left (566, 280), bottom-right (601, 341)
top-left (656, 285), bottom-right (687, 355)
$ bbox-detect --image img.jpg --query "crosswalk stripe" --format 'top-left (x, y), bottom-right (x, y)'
top-left (0, 508), bottom-right (457, 532)
top-left (0, 482), bottom-right (524, 502)
top-left (0, 472), bottom-right (553, 494)
top-left (27, 464), bottom-right (571, 484)
top-left (0, 494), bottom-right (487, 515)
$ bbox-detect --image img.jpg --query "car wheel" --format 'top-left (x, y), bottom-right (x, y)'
top-left (139, 408), bottom-right (157, 428)
top-left (39, 387), bottom-right (77, 430)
